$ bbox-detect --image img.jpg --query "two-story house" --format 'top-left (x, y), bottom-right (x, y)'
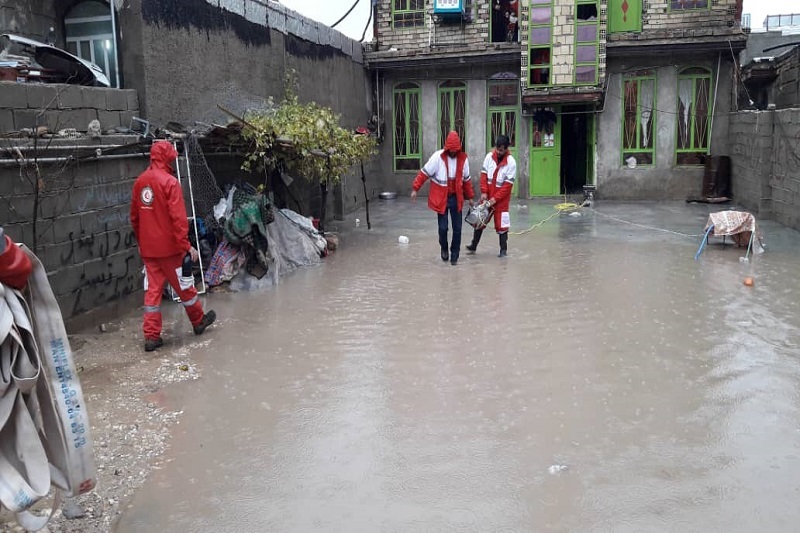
top-left (367, 0), bottom-right (747, 200)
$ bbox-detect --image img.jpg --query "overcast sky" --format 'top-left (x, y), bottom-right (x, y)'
top-left (277, 0), bottom-right (797, 42)
top-left (278, 0), bottom-right (374, 42)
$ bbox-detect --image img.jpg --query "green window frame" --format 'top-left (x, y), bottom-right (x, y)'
top-left (392, 0), bottom-right (425, 29)
top-left (669, 0), bottom-right (709, 11)
top-left (438, 80), bottom-right (467, 148)
top-left (621, 70), bottom-right (656, 167)
top-left (393, 82), bottom-right (422, 172)
top-left (575, 0), bottom-right (600, 86)
top-left (486, 80), bottom-right (519, 153)
top-left (676, 67), bottom-right (712, 166)
top-left (528, 0), bottom-right (554, 87)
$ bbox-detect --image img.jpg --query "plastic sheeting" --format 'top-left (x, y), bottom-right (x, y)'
top-left (229, 209), bottom-right (324, 292)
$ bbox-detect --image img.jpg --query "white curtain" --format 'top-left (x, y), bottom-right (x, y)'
top-left (639, 80), bottom-right (654, 148)
top-left (678, 79), bottom-right (693, 148)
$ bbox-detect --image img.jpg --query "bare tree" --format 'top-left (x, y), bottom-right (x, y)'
top-left (1, 89), bottom-right (80, 252)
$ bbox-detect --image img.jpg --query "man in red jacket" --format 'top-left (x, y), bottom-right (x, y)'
top-left (130, 141), bottom-right (216, 352)
top-left (466, 134), bottom-right (517, 257)
top-left (411, 131), bottom-right (474, 265)
top-left (0, 227), bottom-right (32, 290)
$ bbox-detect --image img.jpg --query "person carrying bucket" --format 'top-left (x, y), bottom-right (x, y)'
top-left (466, 134), bottom-right (517, 257)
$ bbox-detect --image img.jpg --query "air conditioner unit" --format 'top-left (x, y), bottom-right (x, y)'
top-left (433, 0), bottom-right (465, 16)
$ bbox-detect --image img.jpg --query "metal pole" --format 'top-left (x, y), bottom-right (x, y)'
top-left (109, 0), bottom-right (121, 88)
top-left (180, 140), bottom-right (208, 295)
top-left (708, 52), bottom-right (721, 154)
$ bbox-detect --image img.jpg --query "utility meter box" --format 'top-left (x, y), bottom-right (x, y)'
top-left (433, 0), bottom-right (465, 16)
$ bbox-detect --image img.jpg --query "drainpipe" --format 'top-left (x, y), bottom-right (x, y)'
top-left (109, 0), bottom-right (121, 88)
top-left (708, 52), bottom-right (722, 154)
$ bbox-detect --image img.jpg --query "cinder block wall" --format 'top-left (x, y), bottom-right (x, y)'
top-left (0, 0), bottom-right (61, 44)
top-left (1, 142), bottom-right (148, 324)
top-left (0, 83), bottom-right (140, 134)
top-left (729, 108), bottom-right (800, 231)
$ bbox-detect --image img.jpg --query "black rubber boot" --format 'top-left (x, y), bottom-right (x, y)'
top-left (498, 232), bottom-right (508, 258)
top-left (439, 229), bottom-right (449, 261)
top-left (466, 228), bottom-right (484, 253)
top-left (144, 337), bottom-right (164, 352)
top-left (193, 310), bottom-right (217, 335)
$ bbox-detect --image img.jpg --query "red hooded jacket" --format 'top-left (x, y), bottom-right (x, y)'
top-left (480, 149), bottom-right (517, 213)
top-left (412, 131), bottom-right (474, 214)
top-left (130, 142), bottom-right (191, 259)
top-left (0, 231), bottom-right (32, 290)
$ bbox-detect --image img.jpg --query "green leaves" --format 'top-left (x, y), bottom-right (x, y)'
top-left (241, 71), bottom-right (376, 185)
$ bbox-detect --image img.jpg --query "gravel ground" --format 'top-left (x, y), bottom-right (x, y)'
top-left (0, 309), bottom-right (208, 533)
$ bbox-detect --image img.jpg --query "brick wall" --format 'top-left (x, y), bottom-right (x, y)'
top-left (0, 83), bottom-right (140, 134)
top-left (1, 144), bottom-right (149, 323)
top-left (729, 108), bottom-right (800, 231)
top-left (609, 0), bottom-right (741, 42)
top-left (376, 0), bottom-right (493, 51)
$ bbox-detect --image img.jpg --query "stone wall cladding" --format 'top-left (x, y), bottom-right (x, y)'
top-left (608, 0), bottom-right (741, 42)
top-left (376, 0), bottom-right (494, 51)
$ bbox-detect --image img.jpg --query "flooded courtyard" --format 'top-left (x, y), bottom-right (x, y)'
top-left (115, 200), bottom-right (800, 532)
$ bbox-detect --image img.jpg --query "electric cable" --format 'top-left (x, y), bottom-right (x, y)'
top-left (360, 3), bottom-right (373, 42)
top-left (330, 0), bottom-right (361, 29)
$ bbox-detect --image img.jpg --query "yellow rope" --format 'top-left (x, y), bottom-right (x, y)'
top-left (511, 198), bottom-right (583, 235)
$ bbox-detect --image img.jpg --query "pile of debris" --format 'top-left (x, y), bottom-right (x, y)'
top-left (175, 133), bottom-right (338, 294)
top-left (195, 182), bottom-right (335, 291)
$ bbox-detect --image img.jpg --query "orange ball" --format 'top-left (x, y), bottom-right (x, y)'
top-left (743, 277), bottom-right (754, 287)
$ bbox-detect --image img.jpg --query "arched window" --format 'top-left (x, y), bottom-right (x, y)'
top-left (64, 0), bottom-right (119, 87)
top-left (676, 67), bottom-right (712, 165)
top-left (487, 78), bottom-right (518, 153)
top-left (438, 81), bottom-right (467, 148)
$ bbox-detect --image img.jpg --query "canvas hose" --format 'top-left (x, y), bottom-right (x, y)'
top-left (0, 247), bottom-right (96, 531)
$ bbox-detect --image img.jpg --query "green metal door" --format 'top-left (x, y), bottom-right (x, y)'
top-left (530, 108), bottom-right (561, 196)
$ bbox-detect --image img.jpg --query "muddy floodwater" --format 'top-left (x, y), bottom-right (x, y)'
top-left (116, 201), bottom-right (800, 532)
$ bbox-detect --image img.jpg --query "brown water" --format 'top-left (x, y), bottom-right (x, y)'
top-left (117, 201), bottom-right (800, 532)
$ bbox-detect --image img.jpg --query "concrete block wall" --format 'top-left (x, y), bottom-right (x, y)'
top-left (1, 146), bottom-right (149, 321)
top-left (0, 83), bottom-right (141, 134)
top-left (774, 48), bottom-right (800, 110)
top-left (0, 0), bottom-right (61, 44)
top-left (609, 0), bottom-right (741, 42)
top-left (729, 108), bottom-right (800, 231)
top-left (768, 109), bottom-right (800, 230)
top-left (728, 110), bottom-right (773, 215)
top-left (375, 0), bottom-right (492, 51)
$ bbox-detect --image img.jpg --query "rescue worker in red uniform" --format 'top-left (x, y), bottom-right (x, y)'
top-left (411, 131), bottom-right (475, 265)
top-left (0, 227), bottom-right (32, 290)
top-left (466, 135), bottom-right (517, 257)
top-left (130, 141), bottom-right (216, 352)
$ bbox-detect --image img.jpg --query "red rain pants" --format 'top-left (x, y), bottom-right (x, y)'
top-left (142, 254), bottom-right (204, 340)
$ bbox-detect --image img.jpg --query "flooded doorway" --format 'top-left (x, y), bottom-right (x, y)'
top-left (560, 105), bottom-right (595, 194)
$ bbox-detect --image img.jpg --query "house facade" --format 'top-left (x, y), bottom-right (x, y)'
top-left (367, 0), bottom-right (747, 199)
